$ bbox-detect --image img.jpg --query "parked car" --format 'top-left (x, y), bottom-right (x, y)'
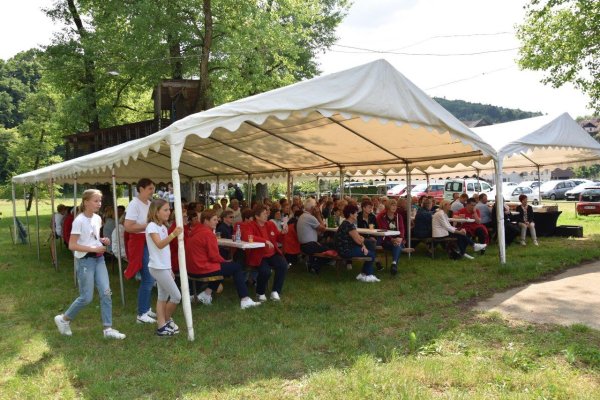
top-left (410, 182), bottom-right (445, 199)
top-left (386, 183), bottom-right (416, 197)
top-left (539, 180), bottom-right (577, 200)
top-left (576, 188), bottom-right (600, 215)
top-left (517, 180), bottom-right (541, 189)
top-left (443, 178), bottom-right (495, 201)
top-left (565, 181), bottom-right (600, 201)
top-left (495, 182), bottom-right (518, 194)
top-left (504, 186), bottom-right (540, 205)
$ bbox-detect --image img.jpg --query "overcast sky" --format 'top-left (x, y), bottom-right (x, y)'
top-left (1, 0), bottom-right (594, 118)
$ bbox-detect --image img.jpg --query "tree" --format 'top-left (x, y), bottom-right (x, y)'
top-left (517, 0), bottom-right (600, 112)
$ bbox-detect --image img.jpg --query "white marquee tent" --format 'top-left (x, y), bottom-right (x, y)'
top-left (27, 60), bottom-right (599, 341)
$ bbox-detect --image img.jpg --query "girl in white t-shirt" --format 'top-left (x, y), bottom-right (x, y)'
top-left (54, 189), bottom-right (125, 340)
top-left (146, 199), bottom-right (183, 336)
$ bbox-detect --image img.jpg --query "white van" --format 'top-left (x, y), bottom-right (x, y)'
top-left (443, 179), bottom-right (495, 201)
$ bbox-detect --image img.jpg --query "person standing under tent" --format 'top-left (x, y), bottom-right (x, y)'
top-left (54, 189), bottom-right (125, 339)
top-left (123, 178), bottom-right (157, 324)
top-left (516, 194), bottom-right (538, 246)
top-left (145, 199), bottom-right (183, 336)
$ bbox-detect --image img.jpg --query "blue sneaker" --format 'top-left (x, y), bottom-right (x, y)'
top-left (156, 324), bottom-right (174, 337)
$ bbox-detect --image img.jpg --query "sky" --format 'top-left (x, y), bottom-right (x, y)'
top-left (0, 0), bottom-right (594, 118)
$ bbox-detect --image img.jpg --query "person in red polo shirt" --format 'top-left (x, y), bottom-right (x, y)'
top-left (243, 205), bottom-right (288, 302)
top-left (185, 210), bottom-right (260, 309)
top-left (454, 198), bottom-right (489, 248)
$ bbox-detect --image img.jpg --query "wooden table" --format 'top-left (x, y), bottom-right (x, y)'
top-left (325, 227), bottom-right (401, 236)
top-left (448, 217), bottom-right (475, 223)
top-left (217, 238), bottom-right (265, 249)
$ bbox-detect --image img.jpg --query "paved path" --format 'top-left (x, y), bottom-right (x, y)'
top-left (475, 261), bottom-right (600, 330)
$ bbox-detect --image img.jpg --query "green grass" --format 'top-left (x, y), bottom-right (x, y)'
top-left (1, 200), bottom-right (600, 399)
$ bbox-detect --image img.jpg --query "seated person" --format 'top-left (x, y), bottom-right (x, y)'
top-left (433, 200), bottom-right (486, 259)
top-left (335, 204), bottom-right (378, 282)
top-left (62, 207), bottom-right (75, 247)
top-left (516, 194), bottom-right (538, 246)
top-left (491, 201), bottom-right (520, 246)
top-left (283, 210), bottom-right (302, 265)
top-left (475, 193), bottom-right (494, 230)
top-left (184, 210), bottom-right (260, 309)
top-left (413, 197), bottom-right (434, 239)
top-left (53, 204), bottom-right (66, 239)
top-left (102, 206), bottom-right (116, 253)
top-left (243, 205), bottom-right (288, 301)
top-left (451, 193), bottom-right (468, 214)
top-left (375, 199), bottom-right (405, 276)
top-left (216, 210), bottom-right (235, 259)
top-left (454, 198), bottom-right (490, 247)
top-left (269, 208), bottom-right (284, 232)
top-left (297, 198), bottom-right (329, 274)
top-left (111, 214), bottom-right (128, 261)
top-left (229, 199), bottom-right (242, 223)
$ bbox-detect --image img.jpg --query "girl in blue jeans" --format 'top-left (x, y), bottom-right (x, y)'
top-left (54, 189), bottom-right (125, 339)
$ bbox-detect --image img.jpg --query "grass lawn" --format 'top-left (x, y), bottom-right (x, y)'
top-left (1, 200), bottom-right (600, 399)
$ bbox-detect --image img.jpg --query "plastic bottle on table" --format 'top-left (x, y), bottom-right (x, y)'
top-left (235, 225), bottom-right (241, 242)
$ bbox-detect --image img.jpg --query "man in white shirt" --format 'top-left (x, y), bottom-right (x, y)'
top-left (451, 193), bottom-right (468, 214)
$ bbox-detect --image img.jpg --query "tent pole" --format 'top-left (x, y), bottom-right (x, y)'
top-left (494, 159), bottom-right (506, 264)
top-left (50, 178), bottom-right (58, 271)
top-left (34, 185), bottom-right (40, 261)
top-left (384, 174), bottom-right (388, 198)
top-left (286, 171), bottom-right (291, 200)
top-left (72, 176), bottom-right (78, 286)
top-left (406, 164), bottom-right (412, 259)
top-left (339, 168), bottom-right (344, 198)
top-left (216, 176), bottom-right (220, 203)
top-left (24, 187), bottom-right (31, 248)
top-left (111, 169), bottom-right (125, 306)
top-left (425, 173), bottom-right (430, 195)
top-left (170, 144), bottom-right (195, 341)
top-left (316, 176), bottom-right (320, 199)
top-left (11, 182), bottom-right (17, 244)
top-left (189, 178), bottom-right (196, 203)
top-left (537, 165), bottom-right (542, 205)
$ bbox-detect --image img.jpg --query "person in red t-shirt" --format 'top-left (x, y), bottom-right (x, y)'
top-left (185, 210), bottom-right (260, 309)
top-left (243, 205), bottom-right (288, 302)
top-left (454, 198), bottom-right (489, 246)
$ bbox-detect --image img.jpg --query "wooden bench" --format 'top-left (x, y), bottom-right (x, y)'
top-left (413, 237), bottom-right (457, 259)
top-left (175, 273), bottom-right (224, 302)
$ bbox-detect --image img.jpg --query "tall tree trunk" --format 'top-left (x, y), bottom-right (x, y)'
top-left (26, 130), bottom-right (45, 211)
top-left (67, 0), bottom-right (100, 131)
top-left (168, 35), bottom-right (183, 79)
top-left (197, 0), bottom-right (213, 111)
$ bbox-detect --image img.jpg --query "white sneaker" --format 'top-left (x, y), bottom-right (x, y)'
top-left (240, 297), bottom-right (261, 309)
top-left (136, 312), bottom-right (156, 324)
top-left (473, 243), bottom-right (487, 252)
top-left (356, 273), bottom-right (366, 282)
top-left (146, 308), bottom-right (157, 319)
top-left (103, 328), bottom-right (126, 340)
top-left (363, 275), bottom-right (380, 283)
top-left (533, 240), bottom-right (539, 246)
top-left (270, 291), bottom-right (281, 301)
top-left (167, 319), bottom-right (179, 334)
top-left (196, 291), bottom-right (212, 305)
top-left (257, 294), bottom-right (267, 302)
top-left (463, 253), bottom-right (474, 260)
top-left (520, 240), bottom-right (527, 246)
top-left (54, 314), bottom-right (72, 336)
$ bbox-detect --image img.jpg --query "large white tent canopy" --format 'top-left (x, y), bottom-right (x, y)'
top-left (13, 60), bottom-right (498, 185)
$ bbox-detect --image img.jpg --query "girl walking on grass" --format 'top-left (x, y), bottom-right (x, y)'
top-left (54, 189), bottom-right (126, 340)
top-left (146, 199), bottom-right (183, 336)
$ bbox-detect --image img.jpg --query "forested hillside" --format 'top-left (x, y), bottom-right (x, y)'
top-left (434, 97), bottom-right (542, 123)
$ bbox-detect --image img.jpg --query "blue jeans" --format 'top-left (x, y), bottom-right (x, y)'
top-left (382, 240), bottom-right (403, 264)
top-left (65, 255), bottom-right (112, 327)
top-left (256, 254), bottom-right (288, 295)
top-left (342, 246), bottom-right (376, 275)
top-left (137, 244), bottom-right (155, 315)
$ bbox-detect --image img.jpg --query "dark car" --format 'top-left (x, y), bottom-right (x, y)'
top-left (576, 188), bottom-right (600, 215)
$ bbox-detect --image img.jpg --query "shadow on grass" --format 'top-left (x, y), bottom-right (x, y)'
top-left (2, 218), bottom-right (600, 398)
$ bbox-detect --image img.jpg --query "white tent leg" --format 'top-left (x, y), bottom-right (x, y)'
top-left (216, 176), bottom-right (220, 201)
top-left (24, 188), bottom-right (31, 248)
top-left (112, 169), bottom-right (125, 306)
top-left (494, 160), bottom-right (506, 264)
top-left (50, 178), bottom-right (58, 271)
top-left (537, 165), bottom-right (542, 205)
top-left (406, 165), bottom-right (412, 259)
top-left (73, 177), bottom-right (78, 285)
top-left (316, 177), bottom-right (320, 199)
top-left (171, 144), bottom-right (195, 341)
top-left (35, 185), bottom-right (40, 260)
top-left (11, 182), bottom-right (17, 244)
